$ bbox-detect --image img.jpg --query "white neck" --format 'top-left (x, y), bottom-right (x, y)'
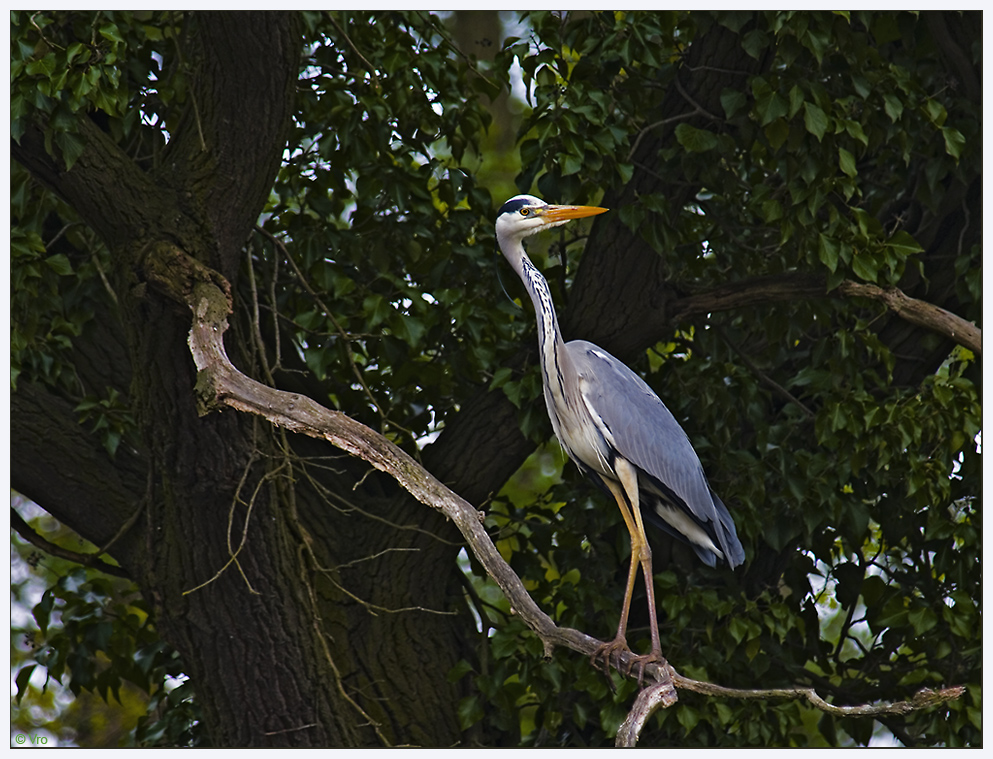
top-left (500, 238), bottom-right (575, 433)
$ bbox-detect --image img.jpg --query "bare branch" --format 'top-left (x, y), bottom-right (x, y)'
top-left (669, 274), bottom-right (981, 357)
top-left (147, 240), bottom-right (965, 745)
top-left (672, 672), bottom-right (966, 719)
top-left (617, 671), bottom-right (965, 746)
top-left (615, 678), bottom-right (679, 747)
top-left (836, 280), bottom-right (981, 357)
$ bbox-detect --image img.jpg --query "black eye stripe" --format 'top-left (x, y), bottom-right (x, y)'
top-left (498, 197), bottom-right (533, 217)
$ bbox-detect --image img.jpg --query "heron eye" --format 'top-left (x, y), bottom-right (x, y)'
top-left (520, 208), bottom-right (530, 216)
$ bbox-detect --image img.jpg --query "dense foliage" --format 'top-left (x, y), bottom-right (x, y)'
top-left (11, 11), bottom-right (980, 747)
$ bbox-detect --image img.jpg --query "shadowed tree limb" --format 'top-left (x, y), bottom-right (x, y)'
top-left (669, 273), bottom-right (981, 357)
top-left (10, 508), bottom-right (131, 579)
top-left (836, 280), bottom-right (981, 357)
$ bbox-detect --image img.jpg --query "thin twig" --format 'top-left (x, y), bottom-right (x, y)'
top-left (628, 111), bottom-right (703, 162)
top-left (326, 12), bottom-right (381, 89)
top-left (183, 442), bottom-right (282, 596)
top-left (255, 224), bottom-right (425, 456)
top-left (95, 500), bottom-right (145, 557)
top-left (246, 244), bottom-right (276, 384)
top-left (674, 73), bottom-right (721, 122)
top-left (296, 540), bottom-right (393, 747)
top-left (715, 324), bottom-right (816, 420)
top-left (90, 250), bottom-right (119, 306)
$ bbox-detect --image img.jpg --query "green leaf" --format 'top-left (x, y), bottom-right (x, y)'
top-left (755, 91), bottom-right (788, 126)
top-left (65, 42), bottom-right (88, 65)
top-left (882, 93), bottom-right (904, 123)
top-left (788, 85), bottom-right (805, 119)
top-left (457, 695), bottom-right (485, 730)
top-left (818, 233), bottom-right (840, 272)
top-left (942, 127), bottom-right (965, 160)
top-left (803, 26), bottom-right (831, 64)
top-left (851, 251), bottom-right (878, 282)
top-left (924, 98), bottom-right (947, 127)
top-left (741, 29), bottom-right (770, 60)
top-left (33, 589), bottom-right (55, 635)
top-left (25, 54), bottom-right (57, 78)
top-left (844, 119), bottom-right (869, 146)
top-left (803, 102), bottom-right (829, 142)
top-left (447, 658), bottom-right (474, 683)
top-left (489, 366), bottom-right (514, 391)
top-left (838, 147), bottom-right (857, 178)
top-left (363, 294), bottom-right (391, 327)
top-left (909, 605), bottom-right (938, 634)
top-left (720, 88), bottom-right (747, 119)
top-left (98, 23), bottom-right (126, 44)
top-left (14, 665), bottom-right (36, 705)
top-left (393, 313), bottom-right (426, 347)
top-left (886, 230), bottom-right (924, 257)
top-left (674, 123), bottom-right (718, 153)
top-left (54, 131), bottom-right (86, 171)
top-left (678, 705), bottom-right (701, 731)
top-left (764, 118), bottom-right (789, 150)
top-left (45, 254), bottom-right (74, 276)
top-left (561, 151), bottom-right (583, 175)
top-left (761, 198), bottom-right (783, 223)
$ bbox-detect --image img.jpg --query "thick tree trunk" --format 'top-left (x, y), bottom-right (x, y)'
top-left (12, 12), bottom-right (466, 747)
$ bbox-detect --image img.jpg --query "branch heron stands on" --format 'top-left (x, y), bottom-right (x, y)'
top-left (495, 194), bottom-right (745, 678)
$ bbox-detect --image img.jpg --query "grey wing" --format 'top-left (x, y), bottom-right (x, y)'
top-left (567, 340), bottom-right (745, 567)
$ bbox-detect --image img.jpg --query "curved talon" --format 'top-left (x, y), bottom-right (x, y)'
top-left (591, 636), bottom-right (632, 674)
top-left (592, 638), bottom-right (667, 686)
top-left (624, 650), bottom-right (667, 686)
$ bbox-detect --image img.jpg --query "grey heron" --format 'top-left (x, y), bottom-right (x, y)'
top-left (495, 194), bottom-right (745, 679)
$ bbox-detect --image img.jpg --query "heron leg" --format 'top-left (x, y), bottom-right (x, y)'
top-left (592, 457), bottom-right (666, 684)
top-left (589, 496), bottom-right (639, 671)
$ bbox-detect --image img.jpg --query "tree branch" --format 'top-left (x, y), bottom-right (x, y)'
top-left (11, 381), bottom-right (147, 560)
top-left (671, 674), bottom-right (965, 718)
top-left (616, 672), bottom-right (966, 747)
top-left (615, 679), bottom-right (679, 747)
top-left (670, 274), bottom-right (981, 357)
top-left (147, 240), bottom-right (964, 746)
top-left (836, 280), bottom-right (981, 357)
top-left (10, 508), bottom-right (131, 579)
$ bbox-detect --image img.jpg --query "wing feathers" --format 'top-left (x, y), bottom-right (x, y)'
top-left (569, 341), bottom-right (744, 567)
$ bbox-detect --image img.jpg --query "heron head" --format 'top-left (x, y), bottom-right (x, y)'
top-left (495, 194), bottom-right (608, 246)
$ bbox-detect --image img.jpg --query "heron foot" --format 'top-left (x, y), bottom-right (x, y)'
top-left (590, 635), bottom-right (630, 673)
top-left (591, 637), bottom-right (666, 686)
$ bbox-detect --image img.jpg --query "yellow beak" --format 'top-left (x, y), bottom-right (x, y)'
top-left (538, 204), bottom-right (609, 223)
